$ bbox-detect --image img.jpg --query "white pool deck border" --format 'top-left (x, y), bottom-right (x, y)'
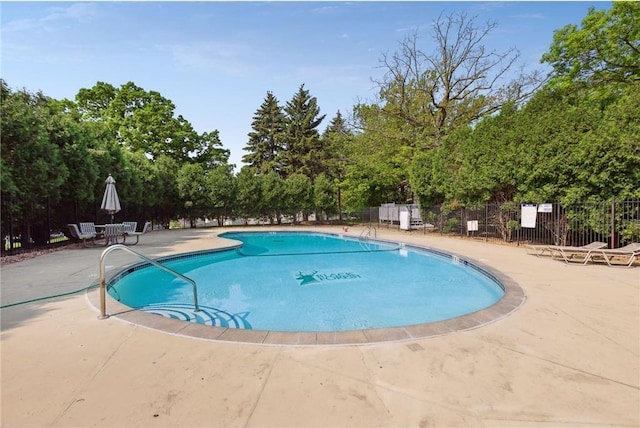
top-left (1, 225), bottom-right (638, 427)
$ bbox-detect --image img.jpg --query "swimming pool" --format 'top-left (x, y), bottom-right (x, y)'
top-left (107, 231), bottom-right (513, 336)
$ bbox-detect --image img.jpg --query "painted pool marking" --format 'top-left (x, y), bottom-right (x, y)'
top-left (142, 303), bottom-right (253, 329)
top-left (295, 270), bottom-right (362, 286)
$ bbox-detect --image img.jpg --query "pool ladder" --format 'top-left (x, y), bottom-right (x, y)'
top-left (97, 244), bottom-right (199, 320)
top-left (359, 225), bottom-right (377, 241)
top-left (358, 226), bottom-right (377, 252)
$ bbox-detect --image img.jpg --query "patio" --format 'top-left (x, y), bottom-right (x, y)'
top-left (1, 226), bottom-right (638, 427)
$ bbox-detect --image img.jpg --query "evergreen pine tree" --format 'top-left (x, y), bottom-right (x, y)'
top-left (324, 110), bottom-right (349, 135)
top-left (242, 91), bottom-right (286, 176)
top-left (282, 84), bottom-right (326, 179)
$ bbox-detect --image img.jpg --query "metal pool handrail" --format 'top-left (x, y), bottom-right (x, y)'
top-left (98, 244), bottom-right (199, 319)
top-left (359, 225), bottom-right (377, 240)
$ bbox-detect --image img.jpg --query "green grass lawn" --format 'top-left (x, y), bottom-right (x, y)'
top-left (4, 235), bottom-right (70, 251)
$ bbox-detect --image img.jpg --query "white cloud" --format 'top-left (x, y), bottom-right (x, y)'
top-left (395, 24), bottom-right (428, 34)
top-left (2, 3), bottom-right (97, 35)
top-left (1, 3), bottom-right (99, 64)
top-left (159, 41), bottom-right (255, 76)
top-left (292, 64), bottom-right (375, 88)
top-left (311, 6), bottom-right (340, 14)
top-left (2, 3), bottom-right (98, 33)
top-left (44, 3), bottom-right (98, 23)
top-left (1, 17), bottom-right (41, 33)
top-left (509, 13), bottom-right (547, 20)
top-left (0, 42), bottom-right (34, 62)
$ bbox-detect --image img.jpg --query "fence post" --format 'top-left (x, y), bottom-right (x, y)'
top-left (555, 201), bottom-right (560, 246)
top-left (485, 204), bottom-right (488, 242)
top-left (46, 197), bottom-right (51, 245)
top-left (371, 207), bottom-right (374, 228)
top-left (610, 198), bottom-right (615, 249)
top-left (9, 201), bottom-right (14, 254)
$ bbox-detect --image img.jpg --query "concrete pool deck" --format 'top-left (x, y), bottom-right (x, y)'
top-left (1, 226), bottom-right (638, 427)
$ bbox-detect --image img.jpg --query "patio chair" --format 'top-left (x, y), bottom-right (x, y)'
top-left (67, 223), bottom-right (96, 247)
top-left (124, 221), bottom-right (152, 245)
top-left (103, 223), bottom-right (126, 246)
top-left (589, 242), bottom-right (640, 268)
top-left (548, 241), bottom-right (609, 264)
top-left (79, 222), bottom-right (100, 237)
top-left (123, 221), bottom-right (137, 234)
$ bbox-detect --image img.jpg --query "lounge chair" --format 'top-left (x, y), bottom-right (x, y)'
top-left (68, 223), bottom-right (96, 247)
top-left (124, 221), bottom-right (152, 245)
top-left (525, 243), bottom-right (555, 257)
top-left (589, 242), bottom-right (640, 268)
top-left (548, 241), bottom-right (609, 264)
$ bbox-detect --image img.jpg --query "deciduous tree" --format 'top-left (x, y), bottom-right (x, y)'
top-left (235, 167), bottom-right (263, 224)
top-left (283, 173), bottom-right (313, 223)
top-left (313, 173), bottom-right (337, 220)
top-left (374, 12), bottom-right (542, 149)
top-left (208, 164), bottom-right (236, 225)
top-left (176, 163), bottom-right (209, 227)
top-left (542, 2), bottom-right (640, 89)
top-left (0, 82), bottom-right (68, 244)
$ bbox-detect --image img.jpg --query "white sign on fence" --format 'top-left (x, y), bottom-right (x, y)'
top-left (538, 203), bottom-right (553, 213)
top-left (521, 204), bottom-right (538, 228)
top-left (467, 220), bottom-right (479, 231)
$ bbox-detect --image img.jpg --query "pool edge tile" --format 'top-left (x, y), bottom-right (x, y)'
top-left (334, 330), bottom-right (370, 344)
top-left (119, 311), bottom-right (188, 333)
top-left (218, 328), bottom-right (269, 344)
top-left (264, 331), bottom-right (317, 345)
top-left (404, 321), bottom-right (455, 338)
top-left (362, 327), bottom-right (411, 342)
top-left (179, 323), bottom-right (228, 340)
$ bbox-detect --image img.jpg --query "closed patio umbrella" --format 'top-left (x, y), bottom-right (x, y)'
top-left (101, 174), bottom-right (121, 223)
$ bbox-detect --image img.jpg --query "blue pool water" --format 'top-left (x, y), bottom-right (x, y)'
top-left (108, 232), bottom-right (504, 332)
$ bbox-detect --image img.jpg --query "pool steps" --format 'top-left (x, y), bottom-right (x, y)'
top-left (98, 244), bottom-right (200, 319)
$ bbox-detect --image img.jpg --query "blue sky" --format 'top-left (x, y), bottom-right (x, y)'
top-left (1, 1), bottom-right (610, 169)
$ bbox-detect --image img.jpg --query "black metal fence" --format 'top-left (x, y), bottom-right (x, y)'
top-left (351, 200), bottom-right (640, 249)
top-left (1, 197), bottom-right (154, 257)
top-left (3, 200), bottom-right (638, 258)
